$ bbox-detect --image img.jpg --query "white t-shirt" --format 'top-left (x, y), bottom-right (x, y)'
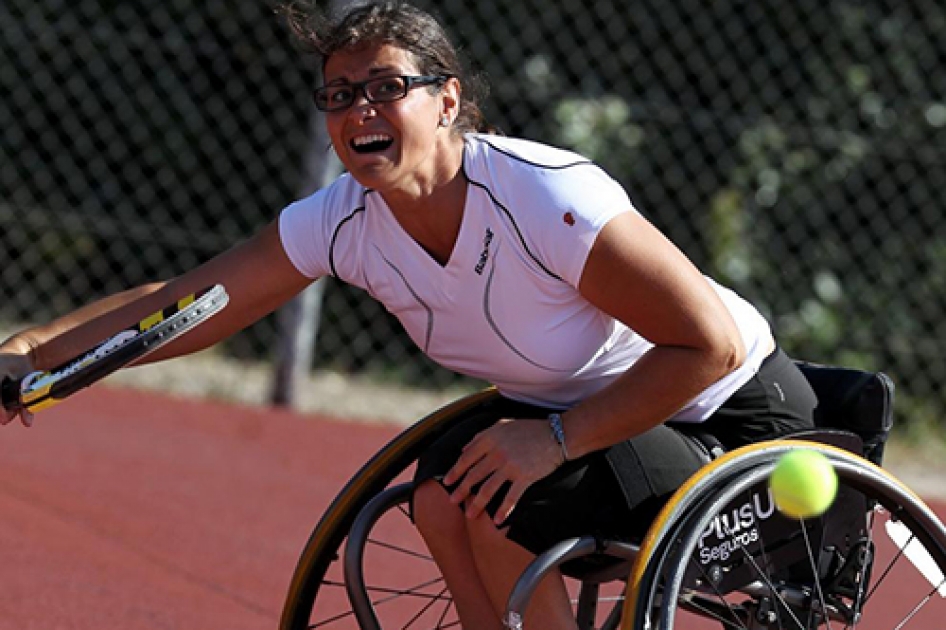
top-left (278, 134), bottom-right (773, 421)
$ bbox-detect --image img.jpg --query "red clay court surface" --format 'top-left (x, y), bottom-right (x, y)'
top-left (0, 388), bottom-right (397, 630)
top-left (1, 387), bottom-right (944, 629)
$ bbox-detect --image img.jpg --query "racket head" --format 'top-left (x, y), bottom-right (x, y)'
top-left (1, 284), bottom-right (229, 413)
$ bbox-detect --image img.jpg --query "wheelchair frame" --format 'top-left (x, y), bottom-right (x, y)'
top-left (279, 367), bottom-right (946, 630)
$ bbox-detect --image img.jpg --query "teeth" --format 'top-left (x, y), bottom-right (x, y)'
top-left (352, 134), bottom-right (392, 146)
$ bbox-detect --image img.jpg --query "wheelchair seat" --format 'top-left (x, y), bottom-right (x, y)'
top-left (795, 361), bottom-right (895, 465)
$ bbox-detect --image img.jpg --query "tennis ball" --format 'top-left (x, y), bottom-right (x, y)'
top-left (769, 449), bottom-right (838, 519)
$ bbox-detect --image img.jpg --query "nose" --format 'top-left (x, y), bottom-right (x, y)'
top-left (349, 90), bottom-right (377, 122)
top-left (350, 84), bottom-right (371, 107)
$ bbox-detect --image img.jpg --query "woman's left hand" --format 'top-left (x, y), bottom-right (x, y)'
top-left (442, 418), bottom-right (563, 525)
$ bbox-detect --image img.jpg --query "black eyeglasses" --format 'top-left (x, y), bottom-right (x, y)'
top-left (313, 75), bottom-right (450, 112)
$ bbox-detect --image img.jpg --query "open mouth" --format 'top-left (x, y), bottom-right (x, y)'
top-left (350, 133), bottom-right (394, 154)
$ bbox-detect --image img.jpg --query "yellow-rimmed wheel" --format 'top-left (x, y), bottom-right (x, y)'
top-left (624, 440), bottom-right (946, 629)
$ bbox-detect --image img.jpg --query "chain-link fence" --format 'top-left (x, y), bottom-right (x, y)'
top-left (2, 0), bottom-right (944, 426)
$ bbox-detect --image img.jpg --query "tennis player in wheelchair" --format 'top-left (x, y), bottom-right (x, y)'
top-left (0, 2), bottom-right (817, 628)
top-left (282, 3), bottom-right (818, 627)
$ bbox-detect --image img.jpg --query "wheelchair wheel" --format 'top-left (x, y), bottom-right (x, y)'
top-left (625, 440), bottom-right (946, 629)
top-left (343, 482), bottom-right (459, 628)
top-left (279, 389), bottom-right (500, 630)
top-left (347, 482), bottom-right (634, 630)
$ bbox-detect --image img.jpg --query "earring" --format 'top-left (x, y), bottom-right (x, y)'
top-left (440, 115), bottom-right (450, 127)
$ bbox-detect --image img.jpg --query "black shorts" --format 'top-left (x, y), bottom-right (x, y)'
top-left (691, 346), bottom-right (819, 450)
top-left (413, 348), bottom-right (816, 556)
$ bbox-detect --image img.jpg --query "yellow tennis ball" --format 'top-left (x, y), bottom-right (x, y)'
top-left (769, 449), bottom-right (838, 519)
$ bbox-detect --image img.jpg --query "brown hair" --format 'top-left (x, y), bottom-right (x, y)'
top-left (281, 1), bottom-right (495, 135)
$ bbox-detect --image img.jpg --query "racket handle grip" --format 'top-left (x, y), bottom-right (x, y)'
top-left (1, 377), bottom-right (21, 411)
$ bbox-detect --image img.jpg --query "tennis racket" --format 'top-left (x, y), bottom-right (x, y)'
top-left (1, 284), bottom-right (229, 414)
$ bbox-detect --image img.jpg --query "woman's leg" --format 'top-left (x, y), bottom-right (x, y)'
top-left (413, 479), bottom-right (577, 629)
top-left (465, 508), bottom-right (578, 629)
top-left (413, 479), bottom-right (504, 629)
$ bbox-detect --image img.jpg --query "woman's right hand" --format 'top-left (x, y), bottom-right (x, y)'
top-left (1, 351), bottom-right (36, 427)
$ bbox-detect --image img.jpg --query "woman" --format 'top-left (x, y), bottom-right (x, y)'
top-left (0, 2), bottom-right (816, 627)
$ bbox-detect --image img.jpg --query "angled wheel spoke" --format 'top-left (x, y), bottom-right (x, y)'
top-left (893, 585), bottom-right (942, 630)
top-left (678, 592), bottom-right (748, 629)
top-left (309, 607), bottom-right (358, 628)
top-left (401, 585), bottom-right (451, 629)
top-left (367, 576), bottom-right (450, 604)
top-left (799, 521), bottom-right (834, 630)
top-left (684, 561), bottom-right (747, 629)
top-left (367, 537), bottom-right (436, 562)
top-left (865, 525), bottom-right (909, 604)
top-left (309, 580), bottom-right (356, 628)
top-left (435, 588), bottom-right (458, 628)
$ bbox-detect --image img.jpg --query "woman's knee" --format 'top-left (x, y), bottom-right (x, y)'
top-left (414, 479), bottom-right (511, 551)
top-left (413, 479), bottom-right (463, 537)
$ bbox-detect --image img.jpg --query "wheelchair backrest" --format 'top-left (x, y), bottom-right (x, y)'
top-left (795, 361), bottom-right (895, 465)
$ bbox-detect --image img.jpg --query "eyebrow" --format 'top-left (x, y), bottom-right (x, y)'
top-left (324, 65), bottom-right (403, 86)
top-left (368, 65), bottom-right (399, 76)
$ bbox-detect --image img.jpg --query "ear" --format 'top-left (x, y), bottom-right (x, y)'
top-left (440, 76), bottom-right (461, 123)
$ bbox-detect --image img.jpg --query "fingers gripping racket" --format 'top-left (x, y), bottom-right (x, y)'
top-left (1, 284), bottom-right (229, 414)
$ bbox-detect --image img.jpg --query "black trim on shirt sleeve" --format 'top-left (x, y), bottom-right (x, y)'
top-left (328, 204), bottom-right (367, 279)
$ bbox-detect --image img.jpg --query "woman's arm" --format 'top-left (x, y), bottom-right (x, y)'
top-left (1, 219), bottom-right (313, 370)
top-left (560, 210), bottom-right (748, 458)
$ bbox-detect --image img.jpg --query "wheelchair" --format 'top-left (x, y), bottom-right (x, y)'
top-left (279, 363), bottom-right (946, 629)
